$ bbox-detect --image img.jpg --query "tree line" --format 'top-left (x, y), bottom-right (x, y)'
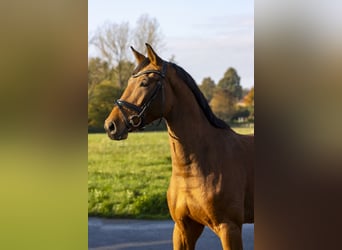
top-left (199, 69), bottom-right (254, 126)
top-left (88, 15), bottom-right (254, 132)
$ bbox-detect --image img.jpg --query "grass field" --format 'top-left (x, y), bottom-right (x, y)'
top-left (88, 127), bottom-right (254, 219)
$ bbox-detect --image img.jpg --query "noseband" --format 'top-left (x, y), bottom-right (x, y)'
top-left (115, 62), bottom-right (167, 131)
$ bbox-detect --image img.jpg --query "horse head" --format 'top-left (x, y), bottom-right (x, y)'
top-left (104, 44), bottom-right (171, 140)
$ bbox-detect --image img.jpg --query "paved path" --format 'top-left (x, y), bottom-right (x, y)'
top-left (89, 218), bottom-right (254, 250)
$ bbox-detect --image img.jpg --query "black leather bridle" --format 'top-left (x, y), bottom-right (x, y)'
top-left (115, 62), bottom-right (167, 131)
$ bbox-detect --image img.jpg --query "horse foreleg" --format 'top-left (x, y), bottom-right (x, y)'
top-left (217, 222), bottom-right (243, 250)
top-left (172, 219), bottom-right (204, 250)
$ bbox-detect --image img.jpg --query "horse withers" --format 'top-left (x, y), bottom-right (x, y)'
top-left (104, 44), bottom-right (254, 250)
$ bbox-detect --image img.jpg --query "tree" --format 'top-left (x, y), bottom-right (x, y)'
top-left (90, 21), bottom-right (131, 88)
top-left (217, 67), bottom-right (242, 100)
top-left (89, 15), bottom-right (165, 88)
top-left (88, 80), bottom-right (122, 132)
top-left (210, 89), bottom-right (237, 124)
top-left (199, 77), bottom-right (216, 102)
top-left (243, 87), bottom-right (254, 107)
top-left (243, 87), bottom-right (254, 122)
top-left (232, 87), bottom-right (254, 123)
top-left (88, 57), bottom-right (110, 98)
top-left (111, 60), bottom-right (135, 88)
top-left (133, 14), bottom-right (165, 54)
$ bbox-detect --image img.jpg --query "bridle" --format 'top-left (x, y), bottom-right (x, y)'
top-left (115, 62), bottom-right (167, 131)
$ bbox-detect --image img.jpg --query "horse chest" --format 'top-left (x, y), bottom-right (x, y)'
top-left (168, 175), bottom-right (222, 223)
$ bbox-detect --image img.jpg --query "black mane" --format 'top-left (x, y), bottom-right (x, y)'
top-left (170, 63), bottom-right (230, 129)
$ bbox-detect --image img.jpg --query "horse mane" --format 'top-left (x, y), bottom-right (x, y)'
top-left (131, 59), bottom-right (230, 129)
top-left (170, 62), bottom-right (230, 129)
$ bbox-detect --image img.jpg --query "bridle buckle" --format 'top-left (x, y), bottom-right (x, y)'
top-left (129, 115), bottom-right (142, 128)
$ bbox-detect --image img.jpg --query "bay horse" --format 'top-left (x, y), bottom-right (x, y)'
top-left (104, 44), bottom-right (254, 250)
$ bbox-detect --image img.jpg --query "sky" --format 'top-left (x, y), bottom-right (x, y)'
top-left (88, 0), bottom-right (254, 89)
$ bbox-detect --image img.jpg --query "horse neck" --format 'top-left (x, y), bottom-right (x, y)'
top-left (165, 77), bottom-right (211, 140)
top-left (164, 75), bottom-right (220, 171)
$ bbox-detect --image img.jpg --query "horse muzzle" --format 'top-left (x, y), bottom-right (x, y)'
top-left (104, 119), bottom-right (128, 140)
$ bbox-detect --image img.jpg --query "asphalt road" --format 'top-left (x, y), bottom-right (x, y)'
top-left (89, 218), bottom-right (254, 250)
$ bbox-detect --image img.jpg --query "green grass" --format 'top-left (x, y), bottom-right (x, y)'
top-left (88, 127), bottom-right (254, 219)
top-left (231, 126), bottom-right (254, 135)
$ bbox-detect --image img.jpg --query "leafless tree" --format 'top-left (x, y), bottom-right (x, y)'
top-left (91, 21), bottom-right (131, 66)
top-left (133, 14), bottom-right (165, 54)
top-left (90, 22), bottom-right (131, 87)
top-left (89, 15), bottom-right (165, 88)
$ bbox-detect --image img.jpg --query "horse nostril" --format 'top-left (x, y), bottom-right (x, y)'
top-left (108, 121), bottom-right (117, 134)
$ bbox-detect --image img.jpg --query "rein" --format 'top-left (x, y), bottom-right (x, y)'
top-left (115, 62), bottom-right (167, 131)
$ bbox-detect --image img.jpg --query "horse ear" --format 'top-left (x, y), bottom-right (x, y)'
top-left (146, 43), bottom-right (162, 66)
top-left (130, 46), bottom-right (146, 64)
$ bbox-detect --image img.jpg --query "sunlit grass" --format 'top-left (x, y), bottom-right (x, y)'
top-left (88, 127), bottom-right (253, 218)
top-left (88, 132), bottom-right (171, 219)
